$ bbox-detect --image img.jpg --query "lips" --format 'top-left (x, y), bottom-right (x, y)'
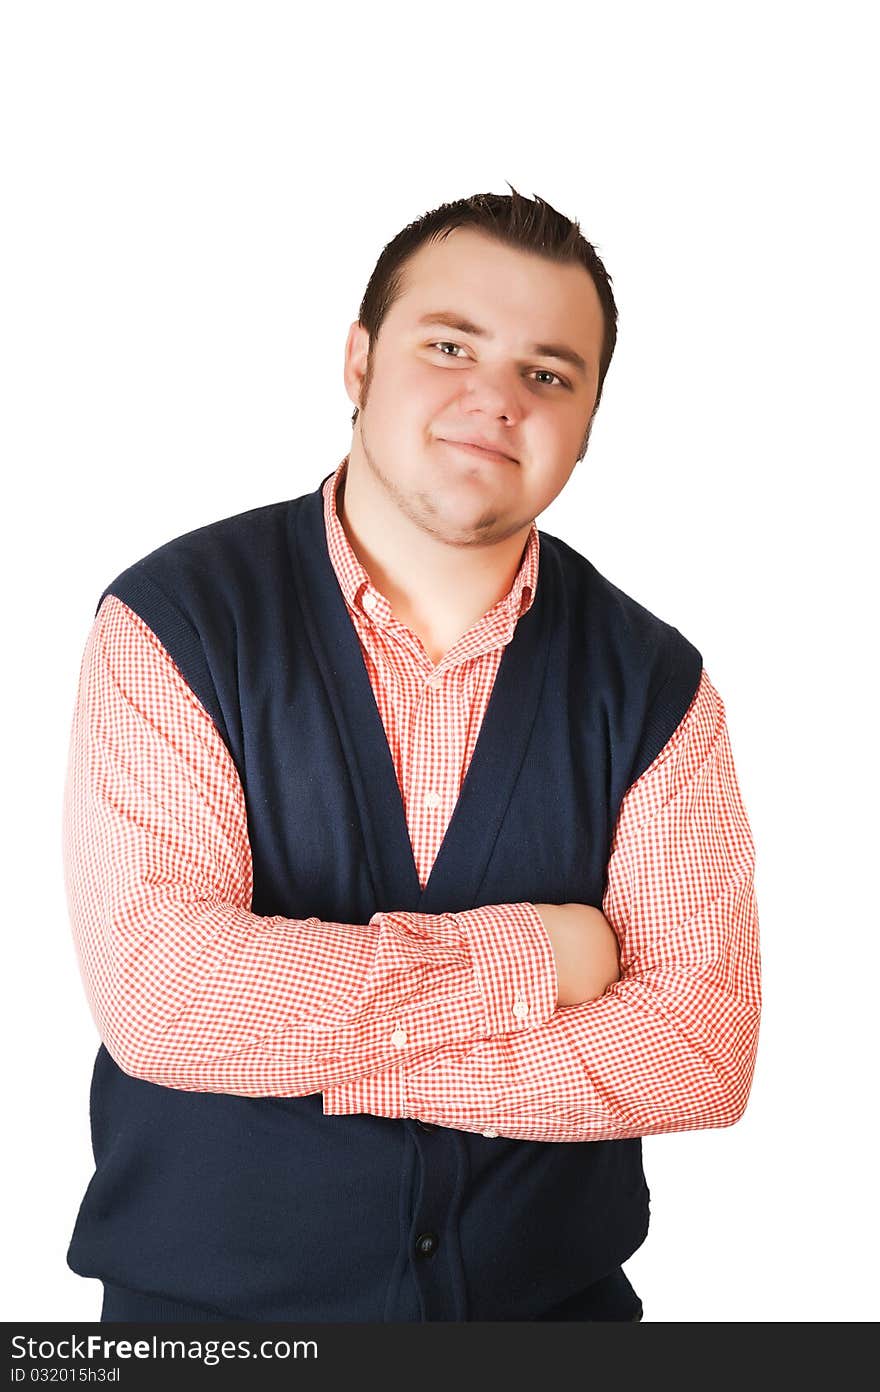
top-left (439, 438), bottom-right (518, 465)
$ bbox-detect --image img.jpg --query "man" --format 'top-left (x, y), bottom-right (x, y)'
top-left (62, 186), bottom-right (762, 1324)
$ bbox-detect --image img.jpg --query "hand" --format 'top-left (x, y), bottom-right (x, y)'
top-left (532, 902), bottom-right (622, 1008)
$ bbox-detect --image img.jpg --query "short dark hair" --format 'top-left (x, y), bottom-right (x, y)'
top-left (350, 181), bottom-right (618, 430)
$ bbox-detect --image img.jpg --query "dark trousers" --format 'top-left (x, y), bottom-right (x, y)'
top-left (101, 1266), bottom-right (643, 1323)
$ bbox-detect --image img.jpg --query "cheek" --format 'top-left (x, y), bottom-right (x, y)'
top-left (526, 438), bottom-right (579, 487)
top-left (400, 352), bottom-right (478, 403)
top-left (537, 407), bottom-right (587, 452)
top-left (372, 357), bottom-right (447, 420)
top-left (400, 357), bottom-right (453, 405)
top-left (550, 455), bottom-right (580, 497)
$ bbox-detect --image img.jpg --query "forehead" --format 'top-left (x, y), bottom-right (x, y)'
top-left (389, 226), bottom-right (604, 349)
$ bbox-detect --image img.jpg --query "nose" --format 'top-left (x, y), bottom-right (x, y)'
top-left (459, 363), bottom-right (524, 424)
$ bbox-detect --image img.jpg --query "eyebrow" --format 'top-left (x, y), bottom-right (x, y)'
top-left (414, 310), bottom-right (589, 379)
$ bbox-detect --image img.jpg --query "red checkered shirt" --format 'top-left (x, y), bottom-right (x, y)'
top-left (62, 457), bottom-right (762, 1143)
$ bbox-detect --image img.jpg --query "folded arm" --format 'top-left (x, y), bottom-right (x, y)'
top-left (62, 594), bottom-right (558, 1096)
top-left (322, 670), bottom-right (763, 1142)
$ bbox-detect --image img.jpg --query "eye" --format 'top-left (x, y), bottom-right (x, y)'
top-left (430, 340), bottom-right (468, 358)
top-left (532, 369), bottom-right (568, 389)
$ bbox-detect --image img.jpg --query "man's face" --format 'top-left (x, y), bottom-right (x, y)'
top-left (343, 226), bottom-right (606, 548)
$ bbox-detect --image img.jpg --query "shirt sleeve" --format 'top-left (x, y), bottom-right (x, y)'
top-left (322, 669), bottom-right (762, 1142)
top-left (62, 593), bottom-right (558, 1098)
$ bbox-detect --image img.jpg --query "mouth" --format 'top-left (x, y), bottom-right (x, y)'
top-left (438, 439), bottom-right (518, 466)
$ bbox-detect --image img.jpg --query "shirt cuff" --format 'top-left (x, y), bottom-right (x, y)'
top-left (452, 901), bottom-right (558, 1036)
top-left (323, 1066), bottom-right (405, 1119)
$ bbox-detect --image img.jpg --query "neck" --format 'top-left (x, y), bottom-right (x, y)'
top-left (336, 447), bottom-right (530, 665)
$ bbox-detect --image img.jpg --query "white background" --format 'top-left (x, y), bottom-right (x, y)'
top-left (2, 0), bottom-right (876, 1323)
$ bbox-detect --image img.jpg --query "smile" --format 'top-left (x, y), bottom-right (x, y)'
top-left (439, 440), bottom-right (517, 466)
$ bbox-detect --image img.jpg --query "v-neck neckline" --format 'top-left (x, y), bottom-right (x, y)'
top-left (288, 475), bottom-right (554, 916)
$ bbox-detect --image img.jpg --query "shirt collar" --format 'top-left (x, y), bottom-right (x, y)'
top-left (321, 455), bottom-right (539, 629)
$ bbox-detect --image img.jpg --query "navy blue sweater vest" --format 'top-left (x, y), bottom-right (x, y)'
top-left (67, 470), bottom-right (702, 1321)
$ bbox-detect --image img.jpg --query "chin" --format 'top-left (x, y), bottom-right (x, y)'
top-left (433, 504), bottom-right (508, 540)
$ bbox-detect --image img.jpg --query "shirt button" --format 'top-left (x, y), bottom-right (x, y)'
top-left (513, 999), bottom-right (530, 1020)
top-left (481, 1129), bottom-right (499, 1138)
top-left (362, 591), bottom-right (378, 613)
top-left (415, 1231), bottom-right (439, 1259)
top-left (424, 790), bottom-right (442, 810)
top-left (391, 1027), bottom-right (407, 1047)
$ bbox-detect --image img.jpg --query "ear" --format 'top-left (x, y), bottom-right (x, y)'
top-left (343, 322), bottom-right (372, 410)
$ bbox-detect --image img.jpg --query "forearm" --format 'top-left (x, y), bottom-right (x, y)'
top-left (65, 596), bottom-right (558, 1096)
top-left (325, 870), bottom-right (762, 1140)
top-left (67, 871), bottom-right (557, 1096)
